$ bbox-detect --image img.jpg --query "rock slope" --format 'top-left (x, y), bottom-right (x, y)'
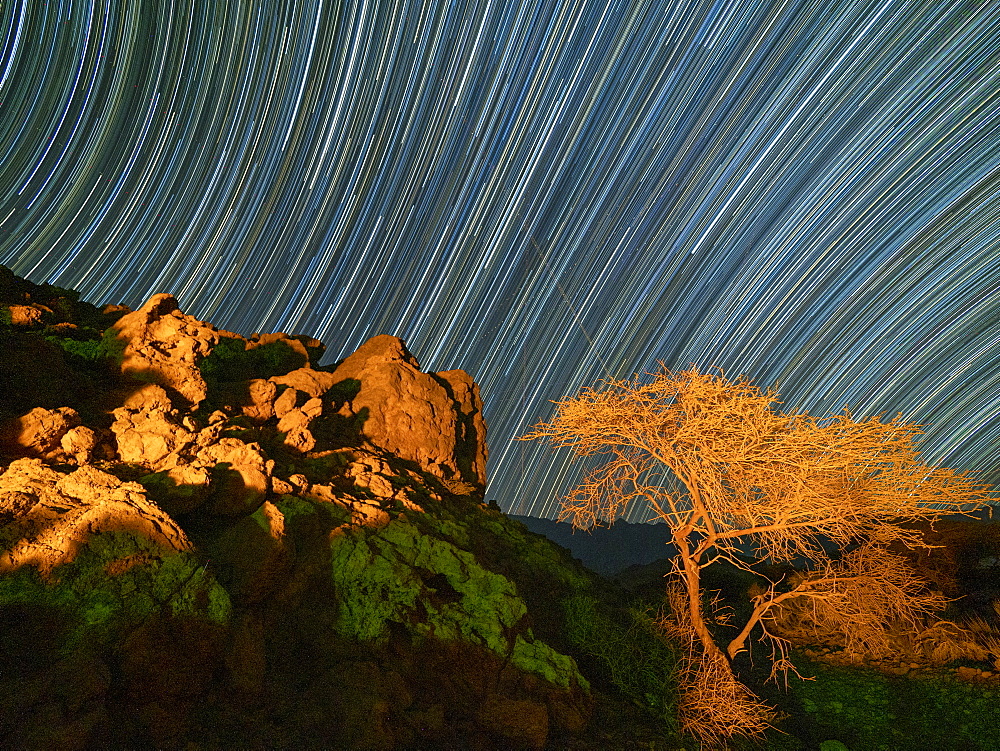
top-left (0, 268), bottom-right (600, 750)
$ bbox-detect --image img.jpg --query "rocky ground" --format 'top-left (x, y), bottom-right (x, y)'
top-left (0, 266), bottom-right (654, 750)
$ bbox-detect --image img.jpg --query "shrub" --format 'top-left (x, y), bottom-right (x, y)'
top-left (790, 659), bottom-right (1000, 750)
top-left (562, 593), bottom-right (679, 723)
top-left (199, 337), bottom-right (303, 385)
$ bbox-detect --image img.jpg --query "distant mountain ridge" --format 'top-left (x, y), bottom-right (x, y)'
top-left (510, 514), bottom-right (675, 576)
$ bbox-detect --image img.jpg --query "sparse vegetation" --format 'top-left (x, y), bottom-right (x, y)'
top-left (561, 593), bottom-right (680, 724)
top-left (198, 336), bottom-right (304, 385)
top-left (789, 657), bottom-right (1000, 750)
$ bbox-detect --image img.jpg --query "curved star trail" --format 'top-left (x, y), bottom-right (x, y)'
top-left (2, 0), bottom-right (999, 520)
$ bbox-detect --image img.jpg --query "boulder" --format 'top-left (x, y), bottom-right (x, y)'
top-left (8, 304), bottom-right (44, 326)
top-left (328, 335), bottom-right (487, 491)
top-left (60, 425), bottom-right (98, 464)
top-left (270, 367), bottom-right (339, 398)
top-left (0, 459), bottom-right (193, 576)
top-left (195, 438), bottom-right (273, 516)
top-left (0, 406), bottom-right (80, 460)
top-left (242, 378), bottom-right (278, 422)
top-left (110, 384), bottom-right (196, 467)
top-left (276, 395), bottom-right (323, 452)
top-left (436, 369), bottom-right (489, 488)
top-left (273, 385), bottom-right (300, 418)
top-left (107, 294), bottom-right (221, 409)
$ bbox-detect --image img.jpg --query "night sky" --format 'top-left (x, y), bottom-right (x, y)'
top-left (1, 1), bottom-right (998, 521)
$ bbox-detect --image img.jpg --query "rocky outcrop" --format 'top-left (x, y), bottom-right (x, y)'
top-left (328, 334), bottom-right (488, 492)
top-left (0, 271), bottom-right (606, 750)
top-left (107, 293), bottom-right (221, 409)
top-left (0, 459), bottom-right (194, 574)
top-left (0, 407), bottom-right (82, 462)
top-left (110, 383), bottom-right (199, 466)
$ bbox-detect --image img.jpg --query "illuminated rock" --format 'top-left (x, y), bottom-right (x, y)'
top-left (7, 304), bottom-right (44, 326)
top-left (0, 406), bottom-right (80, 461)
top-left (0, 268), bottom-right (606, 750)
top-left (329, 335), bottom-right (488, 492)
top-left (275, 394), bottom-right (323, 452)
top-left (269, 366), bottom-right (339, 398)
top-left (0, 458), bottom-right (193, 575)
top-left (110, 384), bottom-right (197, 467)
top-left (107, 293), bottom-right (222, 409)
top-left (242, 378), bottom-right (278, 422)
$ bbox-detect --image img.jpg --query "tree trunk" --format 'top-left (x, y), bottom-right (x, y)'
top-left (680, 551), bottom-right (729, 666)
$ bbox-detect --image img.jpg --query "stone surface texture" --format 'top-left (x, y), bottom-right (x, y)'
top-left (108, 293), bottom-right (221, 409)
top-left (328, 334), bottom-right (488, 492)
top-left (0, 459), bottom-right (193, 576)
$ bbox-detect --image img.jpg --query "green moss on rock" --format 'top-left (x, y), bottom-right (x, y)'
top-left (0, 532), bottom-right (230, 654)
top-left (329, 518), bottom-right (587, 688)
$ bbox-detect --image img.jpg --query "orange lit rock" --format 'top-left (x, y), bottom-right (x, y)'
top-left (195, 438), bottom-right (273, 516)
top-left (270, 366), bottom-right (339, 398)
top-left (437, 368), bottom-right (489, 488)
top-left (60, 425), bottom-right (98, 464)
top-left (0, 459), bottom-right (192, 576)
top-left (272, 384), bottom-right (300, 418)
top-left (0, 406), bottom-right (80, 460)
top-left (329, 335), bottom-right (488, 491)
top-left (276, 395), bottom-right (323, 452)
top-left (242, 378), bottom-right (278, 422)
top-left (8, 304), bottom-right (44, 326)
top-left (108, 293), bottom-right (223, 409)
top-left (110, 384), bottom-right (196, 467)
top-left (155, 463), bottom-right (212, 515)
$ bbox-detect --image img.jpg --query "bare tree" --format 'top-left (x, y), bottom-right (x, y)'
top-left (523, 367), bottom-right (992, 744)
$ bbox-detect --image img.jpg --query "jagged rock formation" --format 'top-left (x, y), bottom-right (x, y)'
top-left (0, 459), bottom-right (194, 574)
top-left (327, 334), bottom-right (488, 491)
top-left (0, 268), bottom-right (607, 750)
top-left (108, 293), bottom-right (221, 409)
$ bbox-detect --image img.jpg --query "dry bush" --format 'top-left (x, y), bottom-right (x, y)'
top-left (661, 583), bottom-right (773, 747)
top-left (920, 620), bottom-right (991, 665)
top-left (765, 545), bottom-right (949, 661)
top-left (769, 554), bottom-right (1000, 669)
top-left (902, 615), bottom-right (1000, 667)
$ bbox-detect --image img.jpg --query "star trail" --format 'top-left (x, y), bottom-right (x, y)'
top-left (2, 0), bottom-right (999, 520)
